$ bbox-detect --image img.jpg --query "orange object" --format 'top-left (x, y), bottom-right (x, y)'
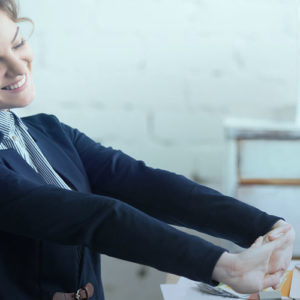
top-left (247, 269), bottom-right (294, 300)
top-left (280, 269), bottom-right (294, 297)
top-left (248, 293), bottom-right (259, 300)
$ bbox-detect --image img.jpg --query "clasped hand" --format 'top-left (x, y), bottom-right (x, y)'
top-left (212, 220), bottom-right (295, 294)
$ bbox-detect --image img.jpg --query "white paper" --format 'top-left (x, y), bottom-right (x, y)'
top-left (161, 261), bottom-right (299, 300)
top-left (183, 285), bottom-right (238, 300)
top-left (160, 284), bottom-right (186, 300)
top-left (177, 277), bottom-right (199, 288)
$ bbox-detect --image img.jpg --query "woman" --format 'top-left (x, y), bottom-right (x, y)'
top-left (0, 1), bottom-right (295, 299)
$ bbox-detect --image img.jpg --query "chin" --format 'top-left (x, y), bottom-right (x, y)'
top-left (16, 88), bottom-right (36, 108)
top-left (17, 100), bottom-right (34, 108)
top-left (19, 98), bottom-right (35, 108)
top-left (8, 94), bottom-right (35, 110)
top-left (0, 83), bottom-right (36, 110)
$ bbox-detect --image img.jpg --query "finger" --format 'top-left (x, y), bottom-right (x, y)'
top-left (263, 234), bottom-right (270, 243)
top-left (263, 225), bottom-right (290, 244)
top-left (251, 236), bottom-right (264, 248)
top-left (272, 282), bottom-right (281, 290)
top-left (268, 226), bottom-right (291, 241)
top-left (263, 272), bottom-right (281, 290)
top-left (267, 230), bottom-right (291, 250)
top-left (262, 235), bottom-right (291, 273)
top-left (270, 223), bottom-right (291, 233)
top-left (271, 270), bottom-right (285, 289)
top-left (268, 226), bottom-right (290, 239)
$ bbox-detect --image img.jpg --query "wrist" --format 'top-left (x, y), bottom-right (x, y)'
top-left (212, 252), bottom-right (237, 284)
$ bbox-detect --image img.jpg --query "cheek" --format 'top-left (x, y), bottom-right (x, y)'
top-left (0, 65), bottom-right (5, 79)
top-left (22, 45), bottom-right (34, 70)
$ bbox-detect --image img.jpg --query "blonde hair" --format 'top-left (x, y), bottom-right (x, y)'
top-left (0, 0), bottom-right (34, 36)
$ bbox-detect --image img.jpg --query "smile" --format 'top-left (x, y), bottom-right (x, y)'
top-left (2, 75), bottom-right (26, 90)
top-left (1, 74), bottom-right (28, 93)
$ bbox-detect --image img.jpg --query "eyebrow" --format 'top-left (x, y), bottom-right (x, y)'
top-left (11, 26), bottom-right (20, 44)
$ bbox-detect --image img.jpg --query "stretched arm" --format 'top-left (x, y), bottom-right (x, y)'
top-left (0, 165), bottom-right (225, 285)
top-left (59, 120), bottom-right (282, 248)
top-left (0, 165), bottom-right (290, 291)
top-left (18, 114), bottom-right (291, 291)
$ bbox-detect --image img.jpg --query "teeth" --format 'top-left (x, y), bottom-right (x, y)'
top-left (5, 75), bottom-right (26, 90)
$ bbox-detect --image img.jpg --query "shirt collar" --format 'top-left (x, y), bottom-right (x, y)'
top-left (0, 110), bottom-right (28, 139)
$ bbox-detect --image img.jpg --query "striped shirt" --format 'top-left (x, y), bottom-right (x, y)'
top-left (0, 110), bottom-right (70, 190)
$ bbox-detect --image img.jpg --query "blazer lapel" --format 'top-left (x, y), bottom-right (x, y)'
top-left (0, 149), bottom-right (46, 185)
top-left (24, 123), bottom-right (86, 191)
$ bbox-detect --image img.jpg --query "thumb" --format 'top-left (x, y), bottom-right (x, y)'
top-left (272, 270), bottom-right (285, 289)
top-left (263, 272), bottom-right (281, 290)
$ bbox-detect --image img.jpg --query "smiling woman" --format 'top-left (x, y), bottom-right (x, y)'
top-left (0, 7), bottom-right (35, 110)
top-left (0, 1), bottom-right (295, 300)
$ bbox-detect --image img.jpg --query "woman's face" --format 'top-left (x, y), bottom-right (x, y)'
top-left (0, 10), bottom-right (35, 111)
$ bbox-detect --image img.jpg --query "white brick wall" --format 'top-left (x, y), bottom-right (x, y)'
top-left (17, 0), bottom-right (300, 188)
top-left (14, 1), bottom-right (300, 299)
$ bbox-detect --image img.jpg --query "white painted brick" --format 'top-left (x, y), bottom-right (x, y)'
top-left (21, 0), bottom-right (300, 115)
top-left (181, 0), bottom-right (298, 36)
top-left (38, 31), bottom-right (145, 72)
top-left (94, 0), bottom-right (191, 34)
top-left (18, 0), bottom-right (300, 184)
top-left (30, 68), bottom-right (187, 111)
top-left (233, 36), bottom-right (298, 80)
top-left (180, 36), bottom-right (239, 76)
top-left (93, 0), bottom-right (298, 36)
top-left (18, 107), bottom-right (149, 143)
top-left (110, 141), bottom-right (225, 187)
top-left (151, 111), bottom-right (225, 144)
top-left (20, 0), bottom-right (98, 31)
top-left (186, 73), bottom-right (297, 112)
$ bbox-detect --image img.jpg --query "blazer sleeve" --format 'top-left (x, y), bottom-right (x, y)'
top-left (0, 162), bottom-right (225, 285)
top-left (59, 120), bottom-right (282, 249)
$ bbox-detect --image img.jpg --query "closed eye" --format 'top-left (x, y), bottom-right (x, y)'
top-left (14, 39), bottom-right (26, 50)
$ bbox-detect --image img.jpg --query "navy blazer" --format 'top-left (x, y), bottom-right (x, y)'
top-left (0, 113), bottom-right (281, 300)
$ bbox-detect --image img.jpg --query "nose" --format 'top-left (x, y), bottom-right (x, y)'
top-left (4, 55), bottom-right (27, 78)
